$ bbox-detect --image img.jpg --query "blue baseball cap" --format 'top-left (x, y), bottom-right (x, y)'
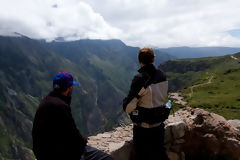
top-left (53, 72), bottom-right (78, 89)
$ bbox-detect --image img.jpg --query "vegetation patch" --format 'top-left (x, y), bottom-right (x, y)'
top-left (161, 53), bottom-right (240, 120)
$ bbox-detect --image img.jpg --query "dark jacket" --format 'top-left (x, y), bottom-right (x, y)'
top-left (32, 90), bottom-right (87, 160)
top-left (123, 64), bottom-right (168, 127)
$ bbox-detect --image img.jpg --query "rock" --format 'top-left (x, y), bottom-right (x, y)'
top-left (175, 139), bottom-right (185, 144)
top-left (168, 121), bottom-right (186, 139)
top-left (88, 107), bottom-right (240, 160)
top-left (164, 124), bottom-right (173, 144)
top-left (178, 107), bottom-right (240, 159)
top-left (7, 87), bottom-right (17, 96)
top-left (109, 142), bottom-right (125, 153)
top-left (101, 133), bottom-right (111, 138)
top-left (202, 133), bottom-right (221, 154)
top-left (167, 151), bottom-right (180, 160)
top-left (228, 120), bottom-right (240, 131)
top-left (169, 92), bottom-right (187, 106)
top-left (88, 125), bottom-right (133, 154)
top-left (111, 142), bottom-right (135, 160)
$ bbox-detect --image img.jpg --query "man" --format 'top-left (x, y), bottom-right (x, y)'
top-left (123, 48), bottom-right (170, 160)
top-left (32, 72), bottom-right (113, 160)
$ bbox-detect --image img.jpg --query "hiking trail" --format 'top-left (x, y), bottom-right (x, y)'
top-left (170, 75), bottom-right (214, 106)
top-left (189, 75), bottom-right (214, 97)
top-left (231, 55), bottom-right (240, 62)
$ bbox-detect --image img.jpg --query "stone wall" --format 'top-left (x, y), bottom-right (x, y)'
top-left (88, 107), bottom-right (240, 160)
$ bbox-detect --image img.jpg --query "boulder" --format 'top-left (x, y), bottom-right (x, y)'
top-left (178, 107), bottom-right (240, 159)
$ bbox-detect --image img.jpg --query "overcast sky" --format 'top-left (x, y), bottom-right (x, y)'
top-left (0, 0), bottom-right (240, 47)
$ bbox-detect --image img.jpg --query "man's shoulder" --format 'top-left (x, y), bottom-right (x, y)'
top-left (154, 69), bottom-right (167, 81)
top-left (134, 68), bottom-right (166, 81)
top-left (134, 70), bottom-right (152, 80)
top-left (39, 95), bottom-right (68, 111)
top-left (134, 72), bottom-right (144, 78)
top-left (132, 72), bottom-right (150, 85)
top-left (43, 95), bottom-right (66, 105)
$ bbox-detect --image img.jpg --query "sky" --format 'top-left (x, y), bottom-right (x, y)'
top-left (0, 0), bottom-right (240, 48)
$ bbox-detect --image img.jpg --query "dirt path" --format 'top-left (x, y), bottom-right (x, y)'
top-left (170, 74), bottom-right (214, 106)
top-left (169, 92), bottom-right (188, 106)
top-left (231, 55), bottom-right (239, 61)
top-left (189, 75), bottom-right (214, 97)
top-left (231, 55), bottom-right (240, 63)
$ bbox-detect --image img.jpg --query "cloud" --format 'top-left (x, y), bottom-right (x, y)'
top-left (0, 0), bottom-right (122, 41)
top-left (85, 0), bottom-right (240, 47)
top-left (0, 0), bottom-right (240, 47)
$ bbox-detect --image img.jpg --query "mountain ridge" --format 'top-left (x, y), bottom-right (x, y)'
top-left (158, 46), bottom-right (240, 59)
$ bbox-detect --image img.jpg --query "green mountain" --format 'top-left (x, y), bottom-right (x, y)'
top-left (159, 53), bottom-right (240, 120)
top-left (0, 36), bottom-right (173, 160)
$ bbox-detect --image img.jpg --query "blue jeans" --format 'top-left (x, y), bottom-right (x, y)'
top-left (80, 146), bottom-right (113, 160)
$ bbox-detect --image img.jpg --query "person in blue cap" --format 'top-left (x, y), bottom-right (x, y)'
top-left (32, 72), bottom-right (113, 160)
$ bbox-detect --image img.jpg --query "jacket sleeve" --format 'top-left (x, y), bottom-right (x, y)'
top-left (123, 74), bottom-right (146, 113)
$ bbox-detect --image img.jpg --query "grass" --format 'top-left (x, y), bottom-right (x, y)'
top-left (162, 53), bottom-right (240, 120)
top-left (0, 126), bottom-right (11, 153)
top-left (183, 68), bottom-right (240, 119)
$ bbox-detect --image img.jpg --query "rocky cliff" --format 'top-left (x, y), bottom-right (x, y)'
top-left (88, 107), bottom-right (240, 160)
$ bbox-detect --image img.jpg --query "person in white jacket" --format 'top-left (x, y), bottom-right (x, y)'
top-left (123, 47), bottom-right (170, 160)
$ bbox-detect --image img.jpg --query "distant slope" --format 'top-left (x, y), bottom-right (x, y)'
top-left (0, 36), bottom-right (65, 160)
top-left (44, 39), bottom-right (174, 94)
top-left (158, 46), bottom-right (240, 58)
top-left (0, 36), bottom-right (174, 160)
top-left (159, 52), bottom-right (240, 119)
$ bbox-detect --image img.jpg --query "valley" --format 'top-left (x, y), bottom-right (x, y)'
top-left (0, 35), bottom-right (240, 160)
top-left (0, 36), bottom-right (173, 160)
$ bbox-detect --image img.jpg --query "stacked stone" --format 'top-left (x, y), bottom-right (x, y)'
top-left (164, 120), bottom-right (186, 160)
top-left (88, 125), bottom-right (133, 154)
